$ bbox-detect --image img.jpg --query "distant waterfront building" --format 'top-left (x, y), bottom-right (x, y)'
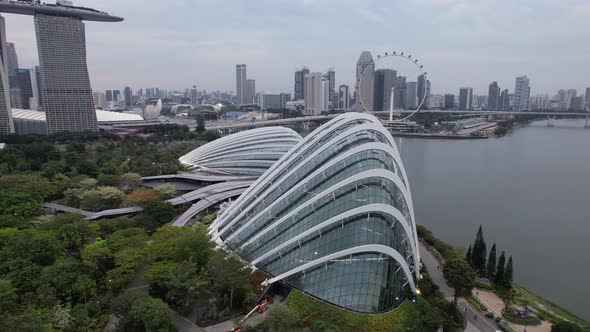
top-left (355, 51), bottom-right (374, 112)
top-left (236, 64), bottom-right (247, 105)
top-left (514, 76), bottom-right (530, 111)
top-left (123, 86), bottom-right (132, 107)
top-left (15, 69), bottom-right (35, 109)
top-left (585, 87), bottom-right (590, 106)
top-left (374, 69), bottom-right (396, 111)
top-left (321, 78), bottom-right (329, 112)
top-left (245, 79), bottom-right (256, 105)
top-left (294, 67), bottom-right (309, 100)
top-left (338, 85), bottom-right (349, 110)
top-left (570, 96), bottom-right (584, 111)
top-left (393, 76), bottom-right (406, 109)
top-left (112, 90), bottom-right (121, 104)
top-left (459, 87), bottom-right (473, 110)
top-left (105, 90), bottom-right (113, 102)
top-left (0, 16), bottom-right (13, 134)
top-left (5, 41), bottom-right (17, 75)
top-left (564, 89), bottom-right (577, 110)
top-left (257, 93), bottom-right (290, 110)
top-left (304, 72), bottom-right (323, 115)
top-left (488, 81), bottom-right (501, 111)
top-left (444, 94), bottom-right (455, 109)
top-left (417, 74), bottom-right (427, 107)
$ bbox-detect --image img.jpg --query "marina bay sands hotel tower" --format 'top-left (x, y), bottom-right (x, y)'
top-left (0, 0), bottom-right (123, 134)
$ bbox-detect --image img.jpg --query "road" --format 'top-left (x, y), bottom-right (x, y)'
top-left (419, 241), bottom-right (498, 332)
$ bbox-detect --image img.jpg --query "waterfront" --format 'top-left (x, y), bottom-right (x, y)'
top-left (398, 118), bottom-right (590, 320)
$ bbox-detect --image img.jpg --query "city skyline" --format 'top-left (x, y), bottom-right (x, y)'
top-left (2, 0), bottom-right (589, 95)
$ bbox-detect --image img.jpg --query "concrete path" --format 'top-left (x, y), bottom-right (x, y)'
top-left (419, 241), bottom-right (497, 332)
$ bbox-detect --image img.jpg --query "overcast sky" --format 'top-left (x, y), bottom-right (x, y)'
top-left (4, 0), bottom-right (590, 96)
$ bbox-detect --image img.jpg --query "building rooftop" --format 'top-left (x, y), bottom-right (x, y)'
top-left (12, 109), bottom-right (144, 124)
top-left (0, 0), bottom-right (123, 22)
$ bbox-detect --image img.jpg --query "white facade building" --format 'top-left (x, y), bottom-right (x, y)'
top-left (514, 76), bottom-right (530, 111)
top-left (304, 72), bottom-right (323, 116)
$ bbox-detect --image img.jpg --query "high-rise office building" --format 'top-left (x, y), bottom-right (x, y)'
top-left (459, 87), bottom-right (473, 110)
top-left (374, 69), bottom-right (396, 111)
top-left (294, 67), bottom-right (309, 100)
top-left (417, 74), bottom-right (427, 106)
top-left (326, 69), bottom-right (335, 102)
top-left (564, 89), bottom-right (577, 110)
top-left (514, 76), bottom-right (530, 111)
top-left (236, 64), bottom-right (247, 105)
top-left (105, 90), bottom-right (113, 102)
top-left (499, 89), bottom-right (510, 111)
top-left (338, 85), bottom-right (349, 110)
top-left (15, 69), bottom-right (34, 109)
top-left (444, 94), bottom-right (455, 109)
top-left (355, 51), bottom-right (374, 112)
top-left (585, 87), bottom-right (590, 107)
top-left (488, 81), bottom-right (501, 111)
top-left (405, 82), bottom-right (418, 109)
top-left (92, 91), bottom-right (105, 109)
top-left (5, 41), bottom-right (17, 75)
top-left (393, 76), bottom-right (406, 109)
top-left (35, 15), bottom-right (97, 133)
top-left (190, 85), bottom-right (198, 106)
top-left (0, 16), bottom-right (13, 134)
top-left (245, 79), bottom-right (256, 105)
top-left (112, 90), bottom-right (121, 103)
top-left (123, 86), bottom-right (132, 107)
top-left (304, 72), bottom-right (323, 115)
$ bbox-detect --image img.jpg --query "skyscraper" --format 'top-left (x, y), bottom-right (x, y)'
top-left (417, 74), bottom-right (427, 106)
top-left (393, 76), bottom-right (406, 109)
top-left (236, 64), bottom-right (247, 105)
top-left (190, 85), bottom-right (198, 106)
top-left (499, 89), bottom-right (510, 111)
top-left (374, 69), bottom-right (396, 111)
top-left (245, 79), bottom-right (256, 105)
top-left (105, 90), bottom-right (113, 102)
top-left (0, 16), bottom-right (13, 134)
top-left (326, 69), bottom-right (335, 103)
top-left (514, 76), bottom-right (530, 111)
top-left (459, 87), bottom-right (473, 110)
top-left (92, 91), bottom-right (105, 109)
top-left (585, 87), bottom-right (590, 107)
top-left (304, 72), bottom-right (322, 115)
top-left (338, 85), bottom-right (349, 110)
top-left (5, 41), bottom-right (17, 75)
top-left (355, 51), bottom-right (374, 112)
top-left (294, 67), bottom-right (309, 100)
top-left (15, 69), bottom-right (34, 109)
top-left (112, 90), bottom-right (121, 104)
top-left (124, 86), bottom-right (132, 107)
top-left (488, 82), bottom-right (501, 111)
top-left (405, 82), bottom-right (418, 109)
top-left (444, 94), bottom-right (455, 110)
top-left (35, 15), bottom-right (97, 133)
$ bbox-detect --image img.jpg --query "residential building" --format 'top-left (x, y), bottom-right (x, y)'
top-left (514, 76), bottom-right (530, 111)
top-left (236, 64), bottom-right (247, 105)
top-left (459, 87), bottom-right (473, 110)
top-left (499, 89), bottom-right (510, 111)
top-left (444, 94), bottom-right (455, 109)
top-left (294, 67), bottom-right (309, 100)
top-left (355, 51), bottom-right (374, 112)
top-left (304, 72), bottom-right (323, 115)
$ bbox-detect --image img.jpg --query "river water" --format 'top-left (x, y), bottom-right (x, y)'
top-left (397, 118), bottom-right (590, 320)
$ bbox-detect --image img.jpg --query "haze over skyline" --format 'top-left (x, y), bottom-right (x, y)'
top-left (4, 0), bottom-right (590, 95)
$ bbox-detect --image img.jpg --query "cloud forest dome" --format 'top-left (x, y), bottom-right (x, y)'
top-left (210, 113), bottom-right (420, 313)
top-left (179, 127), bottom-right (302, 176)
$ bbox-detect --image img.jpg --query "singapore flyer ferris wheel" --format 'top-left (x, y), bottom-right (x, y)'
top-left (357, 51), bottom-right (428, 121)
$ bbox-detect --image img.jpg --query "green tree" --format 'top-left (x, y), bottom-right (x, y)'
top-left (0, 279), bottom-right (17, 313)
top-left (120, 172), bottom-right (142, 191)
top-left (128, 296), bottom-right (173, 332)
top-left (81, 239), bottom-right (114, 279)
top-left (0, 307), bottom-right (52, 331)
top-left (195, 114), bottom-right (206, 133)
top-left (78, 161), bottom-right (99, 177)
top-left (443, 258), bottom-right (476, 305)
top-left (208, 252), bottom-right (250, 309)
top-left (80, 186), bottom-right (125, 211)
top-left (551, 321), bottom-right (583, 332)
top-left (154, 184), bottom-right (176, 200)
top-left (465, 245), bottom-right (472, 263)
top-left (471, 225), bottom-right (487, 277)
top-left (144, 201), bottom-right (176, 226)
top-left (57, 222), bottom-right (94, 252)
top-left (173, 224), bottom-right (213, 269)
top-left (0, 190), bottom-right (42, 226)
top-left (487, 243), bottom-right (497, 280)
top-left (503, 256), bottom-right (513, 290)
top-left (494, 251), bottom-right (506, 287)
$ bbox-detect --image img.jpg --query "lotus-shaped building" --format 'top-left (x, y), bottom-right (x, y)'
top-left (179, 127), bottom-right (302, 176)
top-left (210, 113), bottom-right (419, 313)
